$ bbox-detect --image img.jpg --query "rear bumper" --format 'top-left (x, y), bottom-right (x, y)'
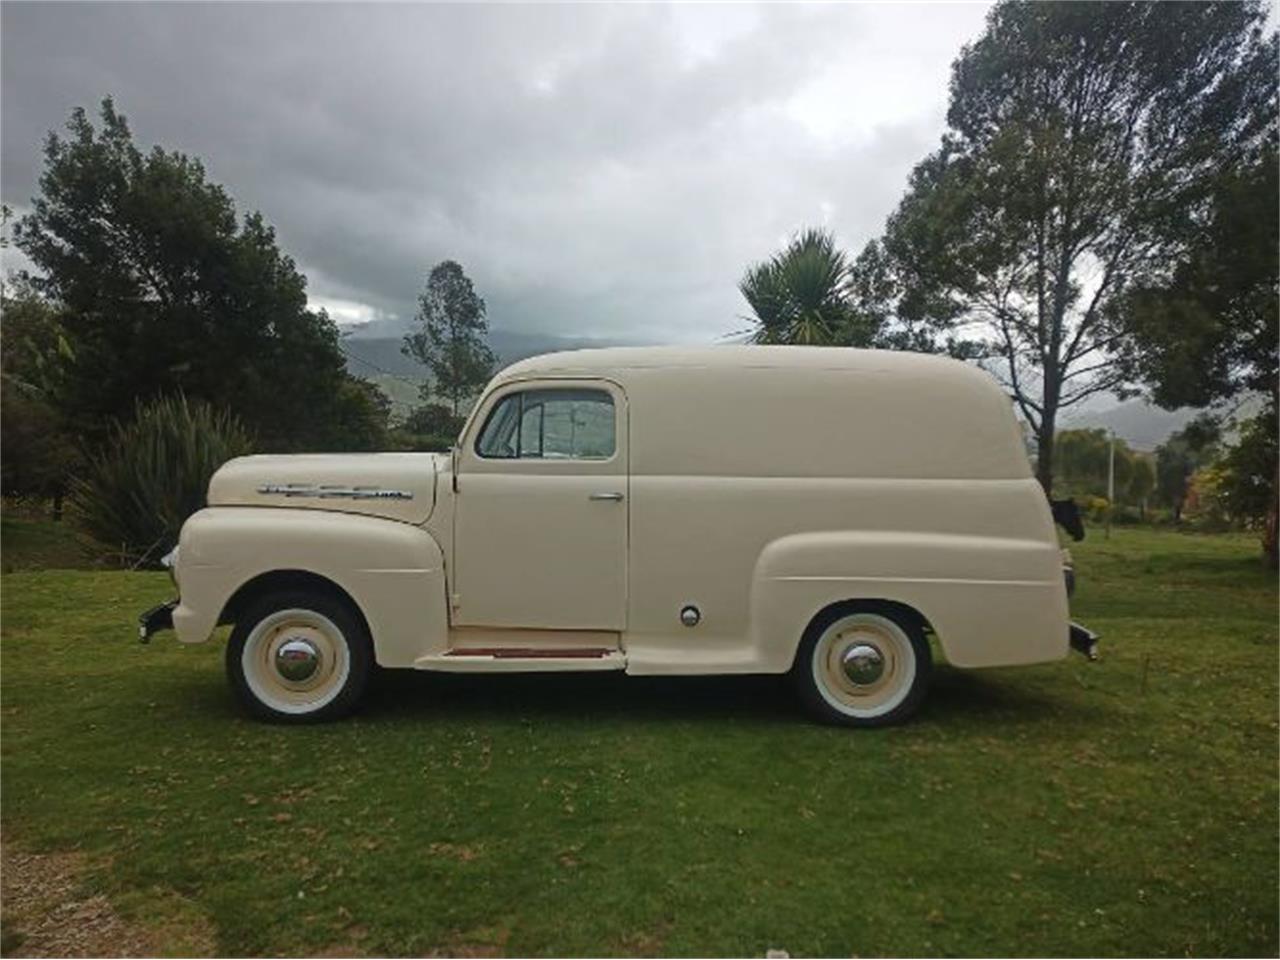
top-left (138, 600), bottom-right (177, 643)
top-left (1069, 621), bottom-right (1100, 661)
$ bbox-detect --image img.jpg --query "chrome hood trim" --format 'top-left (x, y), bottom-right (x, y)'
top-left (208, 453), bottom-right (441, 524)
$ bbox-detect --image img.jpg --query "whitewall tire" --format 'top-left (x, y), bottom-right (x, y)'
top-left (226, 590), bottom-right (372, 723)
top-left (792, 606), bottom-right (931, 727)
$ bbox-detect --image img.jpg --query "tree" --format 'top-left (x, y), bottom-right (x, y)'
top-left (0, 281), bottom-right (79, 513)
top-left (12, 98), bottom-right (388, 452)
top-left (1128, 455), bottom-right (1156, 518)
top-left (739, 228), bottom-right (876, 346)
top-left (403, 402), bottom-right (464, 439)
top-left (1114, 144), bottom-right (1278, 564)
top-left (1052, 427), bottom-right (1158, 511)
top-left (403, 261), bottom-right (496, 418)
top-left (854, 1), bottom-right (1276, 494)
top-left (1155, 417), bottom-right (1221, 522)
top-left (1055, 428), bottom-right (1123, 499)
top-left (1213, 415), bottom-right (1280, 533)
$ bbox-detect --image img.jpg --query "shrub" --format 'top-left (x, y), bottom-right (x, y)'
top-left (387, 429), bottom-right (454, 453)
top-left (402, 402), bottom-right (464, 440)
top-left (72, 394), bottom-right (252, 566)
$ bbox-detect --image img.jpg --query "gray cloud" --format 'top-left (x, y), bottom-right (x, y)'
top-left (2, 1), bottom-right (991, 341)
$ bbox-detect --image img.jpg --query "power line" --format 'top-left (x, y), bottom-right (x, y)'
top-left (337, 340), bottom-right (422, 412)
top-left (337, 341), bottom-right (424, 390)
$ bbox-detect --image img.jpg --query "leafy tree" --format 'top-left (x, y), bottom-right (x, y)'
top-left (0, 283), bottom-right (79, 512)
top-left (403, 261), bottom-right (496, 418)
top-left (1114, 145), bottom-right (1278, 564)
top-left (403, 402), bottom-right (464, 440)
top-left (1053, 427), bottom-right (1153, 506)
top-left (1213, 415), bottom-right (1280, 530)
top-left (12, 98), bottom-right (388, 452)
top-left (739, 228), bottom-right (876, 346)
top-left (1116, 148), bottom-right (1278, 412)
top-left (853, 1), bottom-right (1276, 494)
top-left (1155, 417), bottom-right (1222, 522)
top-left (387, 402), bottom-right (463, 454)
top-left (1128, 455), bottom-right (1156, 514)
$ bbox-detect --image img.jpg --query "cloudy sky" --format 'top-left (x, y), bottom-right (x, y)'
top-left (2, 1), bottom-right (992, 343)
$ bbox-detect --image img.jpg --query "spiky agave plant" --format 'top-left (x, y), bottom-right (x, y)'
top-left (739, 228), bottom-right (853, 346)
top-left (72, 394), bottom-right (253, 566)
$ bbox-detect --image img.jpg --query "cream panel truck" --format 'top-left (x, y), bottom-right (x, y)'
top-left (140, 346), bottom-right (1099, 727)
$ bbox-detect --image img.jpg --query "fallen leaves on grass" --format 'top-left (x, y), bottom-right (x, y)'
top-left (0, 834), bottom-right (215, 957)
top-left (427, 842), bottom-right (479, 863)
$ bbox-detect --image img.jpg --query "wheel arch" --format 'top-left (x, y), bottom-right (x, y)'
top-left (220, 569), bottom-right (372, 640)
top-left (790, 597), bottom-right (935, 672)
top-left (174, 507), bottom-right (450, 668)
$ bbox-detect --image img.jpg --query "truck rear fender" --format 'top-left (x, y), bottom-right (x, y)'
top-left (748, 530), bottom-right (1069, 671)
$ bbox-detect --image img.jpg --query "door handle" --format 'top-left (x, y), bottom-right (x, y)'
top-left (589, 492), bottom-right (625, 502)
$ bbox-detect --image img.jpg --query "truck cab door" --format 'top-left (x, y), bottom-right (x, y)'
top-left (452, 379), bottom-right (628, 631)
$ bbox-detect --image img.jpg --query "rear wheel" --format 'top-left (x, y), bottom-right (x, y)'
top-left (226, 590), bottom-right (372, 723)
top-left (792, 605), bottom-right (931, 727)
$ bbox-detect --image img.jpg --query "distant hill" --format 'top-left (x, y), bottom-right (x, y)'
top-left (339, 328), bottom-right (645, 418)
top-left (1058, 400), bottom-right (1199, 452)
top-left (339, 329), bottom-right (639, 381)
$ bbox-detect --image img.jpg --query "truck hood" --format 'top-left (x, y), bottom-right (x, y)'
top-left (207, 453), bottom-right (442, 525)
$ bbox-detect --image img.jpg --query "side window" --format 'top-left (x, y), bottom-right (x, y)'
top-left (475, 388), bottom-right (615, 460)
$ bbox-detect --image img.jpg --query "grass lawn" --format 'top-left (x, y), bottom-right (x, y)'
top-left (1, 525), bottom-right (1276, 956)
top-left (0, 513), bottom-right (110, 574)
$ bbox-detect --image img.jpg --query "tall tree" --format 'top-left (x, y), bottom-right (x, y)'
top-left (12, 98), bottom-right (388, 452)
top-left (1114, 145), bottom-right (1278, 563)
top-left (1155, 416), bottom-right (1222, 523)
top-left (0, 283), bottom-right (79, 511)
top-left (1115, 147), bottom-right (1278, 414)
top-left (403, 260), bottom-right (496, 418)
top-left (853, 1), bottom-right (1276, 494)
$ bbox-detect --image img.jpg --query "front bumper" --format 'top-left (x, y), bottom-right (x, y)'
top-left (138, 600), bottom-right (177, 643)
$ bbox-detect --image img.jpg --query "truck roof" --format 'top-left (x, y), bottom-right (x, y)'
top-left (499, 345), bottom-right (978, 380)
top-left (488, 345), bottom-right (1030, 481)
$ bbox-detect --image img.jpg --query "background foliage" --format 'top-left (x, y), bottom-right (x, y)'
top-left (10, 98), bottom-right (389, 455)
top-left (71, 393), bottom-right (253, 565)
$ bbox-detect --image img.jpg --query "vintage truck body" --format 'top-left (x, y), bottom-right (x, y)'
top-left (143, 346), bottom-right (1095, 725)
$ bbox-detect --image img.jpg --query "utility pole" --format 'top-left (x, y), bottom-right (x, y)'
top-left (1106, 429), bottom-right (1116, 540)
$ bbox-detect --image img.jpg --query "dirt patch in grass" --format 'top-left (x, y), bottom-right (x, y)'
top-left (0, 835), bottom-right (215, 957)
top-left (425, 924), bottom-right (510, 958)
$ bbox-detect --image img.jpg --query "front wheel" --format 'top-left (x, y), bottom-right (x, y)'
top-left (791, 605), bottom-right (932, 727)
top-left (226, 590), bottom-right (372, 723)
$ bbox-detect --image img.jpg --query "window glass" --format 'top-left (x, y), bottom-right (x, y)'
top-left (475, 388), bottom-right (615, 460)
top-left (475, 393), bottom-right (521, 458)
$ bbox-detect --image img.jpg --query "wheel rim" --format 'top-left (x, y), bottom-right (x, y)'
top-left (241, 608), bottom-right (350, 715)
top-left (811, 613), bottom-right (916, 719)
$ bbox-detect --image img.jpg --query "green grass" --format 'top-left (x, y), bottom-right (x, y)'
top-left (1, 527), bottom-right (1276, 956)
top-left (1, 512), bottom-right (109, 572)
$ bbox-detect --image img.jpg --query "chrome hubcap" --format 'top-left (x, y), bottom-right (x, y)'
top-left (275, 637), bottom-right (321, 682)
top-left (812, 613), bottom-right (917, 719)
top-left (841, 642), bottom-right (885, 685)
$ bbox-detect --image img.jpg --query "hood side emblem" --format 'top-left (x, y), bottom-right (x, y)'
top-left (256, 483), bottom-right (414, 501)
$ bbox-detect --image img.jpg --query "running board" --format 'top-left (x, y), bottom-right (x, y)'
top-left (415, 649), bottom-right (626, 673)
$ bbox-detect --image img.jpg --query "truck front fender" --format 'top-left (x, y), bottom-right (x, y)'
top-left (174, 507), bottom-right (448, 667)
top-left (749, 530), bottom-right (1069, 671)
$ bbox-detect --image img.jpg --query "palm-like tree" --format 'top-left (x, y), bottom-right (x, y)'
top-left (738, 228), bottom-right (853, 345)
